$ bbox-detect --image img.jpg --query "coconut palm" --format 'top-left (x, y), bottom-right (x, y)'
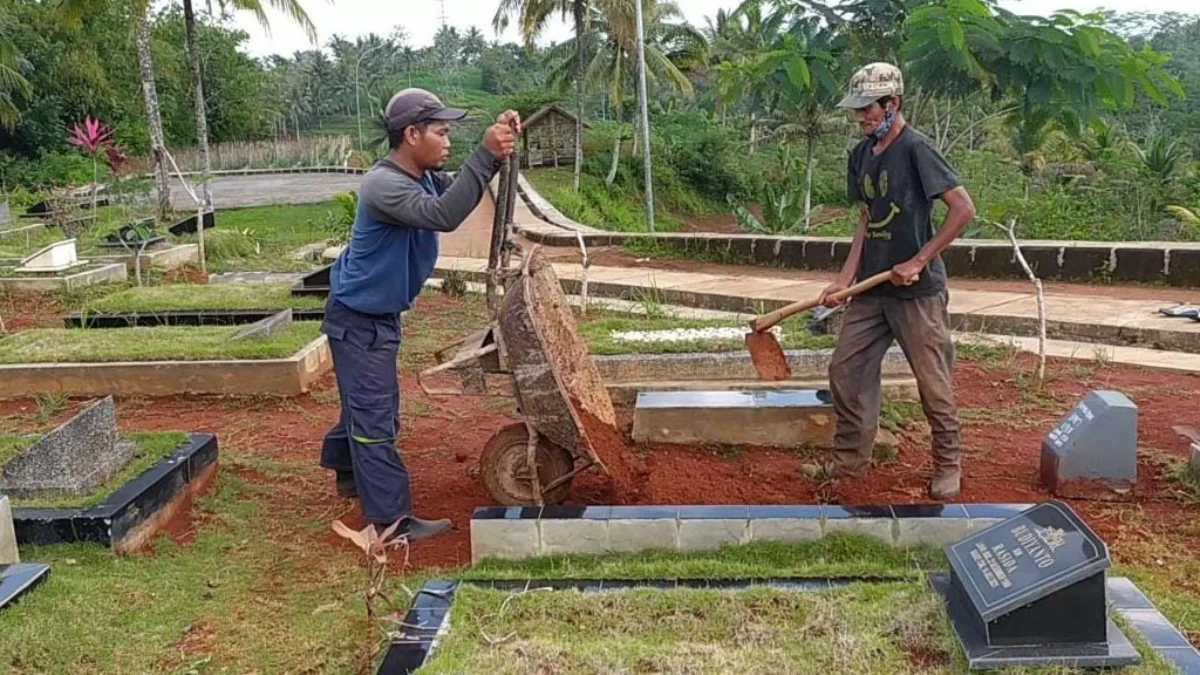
top-left (495, 0), bottom-right (593, 192)
top-left (0, 4), bottom-right (32, 130)
top-left (546, 0), bottom-right (705, 185)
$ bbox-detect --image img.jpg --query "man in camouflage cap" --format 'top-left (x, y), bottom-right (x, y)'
top-left (814, 62), bottom-right (978, 499)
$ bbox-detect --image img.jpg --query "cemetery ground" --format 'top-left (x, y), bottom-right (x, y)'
top-left (1, 281), bottom-right (1199, 672)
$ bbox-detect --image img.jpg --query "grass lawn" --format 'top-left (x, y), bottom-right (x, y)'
top-left (85, 283), bottom-right (326, 313)
top-left (2, 432), bottom-right (190, 509)
top-left (578, 313), bottom-right (836, 355)
top-left (0, 323), bottom-right (322, 363)
top-left (424, 582), bottom-right (1175, 675)
top-left (191, 202), bottom-right (342, 274)
top-left (0, 432), bottom-right (36, 467)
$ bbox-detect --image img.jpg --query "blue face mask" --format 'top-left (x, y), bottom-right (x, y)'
top-left (872, 106), bottom-right (896, 141)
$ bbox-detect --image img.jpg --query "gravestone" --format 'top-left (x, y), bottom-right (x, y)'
top-left (1041, 391), bottom-right (1137, 496)
top-left (228, 309), bottom-right (293, 342)
top-left (931, 500), bottom-right (1139, 670)
top-left (0, 397), bottom-right (134, 498)
top-left (15, 239), bottom-right (88, 274)
top-left (0, 202), bottom-right (11, 226)
top-left (0, 496), bottom-right (16, 564)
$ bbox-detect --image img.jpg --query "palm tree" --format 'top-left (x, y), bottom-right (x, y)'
top-left (705, 0), bottom-right (792, 150)
top-left (183, 0), bottom-right (316, 210)
top-left (0, 4), bottom-right (32, 130)
top-left (495, 0), bottom-right (592, 192)
top-left (547, 0), bottom-right (705, 186)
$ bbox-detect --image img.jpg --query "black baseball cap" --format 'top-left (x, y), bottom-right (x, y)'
top-left (385, 88), bottom-right (467, 132)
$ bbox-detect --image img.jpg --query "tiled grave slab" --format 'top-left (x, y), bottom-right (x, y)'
top-left (376, 581), bottom-right (457, 675)
top-left (387, 574), bottom-right (1194, 674)
top-left (0, 563), bottom-right (50, 611)
top-left (11, 434), bottom-right (218, 550)
top-left (471, 503), bottom-right (1041, 559)
top-left (632, 389), bottom-right (835, 448)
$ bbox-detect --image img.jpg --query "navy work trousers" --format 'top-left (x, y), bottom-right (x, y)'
top-left (319, 296), bottom-right (412, 524)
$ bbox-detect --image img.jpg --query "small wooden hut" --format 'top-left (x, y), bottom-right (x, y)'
top-left (521, 105), bottom-right (585, 169)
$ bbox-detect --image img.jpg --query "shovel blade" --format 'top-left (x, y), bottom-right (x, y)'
top-left (745, 331), bottom-right (791, 381)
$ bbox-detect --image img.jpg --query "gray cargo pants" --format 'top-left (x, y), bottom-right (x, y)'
top-left (828, 291), bottom-right (961, 476)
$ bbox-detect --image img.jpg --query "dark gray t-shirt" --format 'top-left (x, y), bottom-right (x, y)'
top-left (847, 126), bottom-right (960, 298)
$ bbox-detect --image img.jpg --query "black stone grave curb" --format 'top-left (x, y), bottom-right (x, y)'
top-left (470, 503), bottom-right (1035, 562)
top-left (12, 434), bottom-right (218, 549)
top-left (0, 563), bottom-right (50, 612)
top-left (63, 309), bottom-right (325, 329)
top-left (1107, 577), bottom-right (1200, 674)
top-left (377, 575), bottom-right (1200, 674)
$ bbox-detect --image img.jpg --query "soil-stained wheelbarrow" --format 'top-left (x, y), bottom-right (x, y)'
top-left (419, 247), bottom-right (617, 506)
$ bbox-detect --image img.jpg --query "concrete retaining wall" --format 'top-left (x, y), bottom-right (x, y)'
top-left (515, 175), bottom-right (1200, 287)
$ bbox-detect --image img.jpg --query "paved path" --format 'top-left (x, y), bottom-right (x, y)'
top-left (434, 255), bottom-right (1200, 365)
top-left (169, 173), bottom-right (363, 210)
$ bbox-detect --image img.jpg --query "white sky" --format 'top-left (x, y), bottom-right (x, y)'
top-left (232, 0), bottom-right (1198, 59)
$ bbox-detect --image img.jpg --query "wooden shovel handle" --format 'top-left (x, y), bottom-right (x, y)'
top-left (749, 271), bottom-right (894, 332)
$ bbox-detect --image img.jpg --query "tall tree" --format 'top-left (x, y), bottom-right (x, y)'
top-left (0, 1), bottom-right (32, 130)
top-left (548, 0), bottom-right (705, 186)
top-left (183, 0), bottom-right (316, 210)
top-left (495, 0), bottom-right (592, 192)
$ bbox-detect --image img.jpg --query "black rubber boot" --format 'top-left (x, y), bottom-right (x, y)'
top-left (335, 470), bottom-right (358, 498)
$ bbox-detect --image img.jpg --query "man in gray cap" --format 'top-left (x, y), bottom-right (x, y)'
top-left (319, 88), bottom-right (520, 543)
top-left (815, 63), bottom-right (977, 500)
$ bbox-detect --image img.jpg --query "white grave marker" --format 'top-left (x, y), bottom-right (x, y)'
top-left (15, 239), bottom-right (88, 274)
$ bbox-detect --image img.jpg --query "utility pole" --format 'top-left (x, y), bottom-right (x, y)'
top-left (633, 0), bottom-right (655, 233)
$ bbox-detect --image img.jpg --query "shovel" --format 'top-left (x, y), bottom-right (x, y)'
top-left (745, 271), bottom-right (894, 381)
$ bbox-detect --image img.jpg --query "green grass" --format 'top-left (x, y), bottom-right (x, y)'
top-left (423, 581), bottom-right (1175, 675)
top-left (85, 283), bottom-right (325, 313)
top-left (466, 536), bottom-right (943, 580)
top-left (0, 323), bottom-right (322, 363)
top-left (190, 202), bottom-right (342, 274)
top-left (5, 432), bottom-right (190, 509)
top-left (424, 582), bottom-right (951, 674)
top-left (0, 452), bottom-right (370, 674)
top-left (578, 313), bottom-right (835, 355)
top-left (0, 433), bottom-right (37, 468)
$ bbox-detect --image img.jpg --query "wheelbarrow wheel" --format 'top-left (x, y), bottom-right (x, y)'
top-left (480, 423), bottom-right (574, 506)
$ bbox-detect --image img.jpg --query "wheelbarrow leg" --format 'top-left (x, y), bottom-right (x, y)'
top-left (524, 421), bottom-right (544, 507)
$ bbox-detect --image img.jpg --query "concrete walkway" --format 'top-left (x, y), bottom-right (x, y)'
top-left (433, 255), bottom-right (1200, 365)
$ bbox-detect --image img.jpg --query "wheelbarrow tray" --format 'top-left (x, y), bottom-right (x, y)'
top-left (497, 247), bottom-right (617, 476)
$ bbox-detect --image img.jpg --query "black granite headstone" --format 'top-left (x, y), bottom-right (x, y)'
top-left (931, 500), bottom-right (1140, 670)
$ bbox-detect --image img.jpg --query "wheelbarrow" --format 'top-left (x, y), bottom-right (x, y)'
top-left (418, 247), bottom-right (617, 506)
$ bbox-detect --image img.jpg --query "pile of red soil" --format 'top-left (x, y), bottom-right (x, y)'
top-left (575, 404), bottom-right (647, 503)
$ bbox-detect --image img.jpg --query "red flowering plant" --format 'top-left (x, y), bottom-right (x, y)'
top-left (66, 115), bottom-right (124, 220)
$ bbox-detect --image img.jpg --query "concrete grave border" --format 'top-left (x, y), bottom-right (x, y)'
top-left (64, 308), bottom-right (326, 329)
top-left (470, 504), bottom-right (1035, 562)
top-left (0, 335), bottom-right (331, 398)
top-left (377, 575), bottom-right (1200, 675)
top-left (0, 263), bottom-right (127, 292)
top-left (12, 433), bottom-right (218, 553)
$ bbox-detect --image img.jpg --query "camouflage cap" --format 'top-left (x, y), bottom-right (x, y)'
top-left (836, 62), bottom-right (904, 109)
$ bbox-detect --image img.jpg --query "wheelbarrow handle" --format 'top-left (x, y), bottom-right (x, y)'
top-left (748, 270), bottom-right (893, 332)
top-left (417, 343), bottom-right (502, 397)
